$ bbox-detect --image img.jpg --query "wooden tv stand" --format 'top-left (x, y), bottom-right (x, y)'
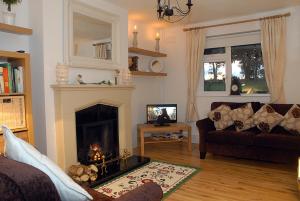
top-left (137, 123), bottom-right (192, 156)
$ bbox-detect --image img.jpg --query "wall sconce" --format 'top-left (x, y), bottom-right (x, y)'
top-left (132, 25), bottom-right (138, 48)
top-left (155, 32), bottom-right (160, 52)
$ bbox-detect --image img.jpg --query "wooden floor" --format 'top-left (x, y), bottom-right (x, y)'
top-left (138, 143), bottom-right (299, 201)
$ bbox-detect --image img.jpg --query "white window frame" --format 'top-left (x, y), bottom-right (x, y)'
top-left (198, 31), bottom-right (270, 97)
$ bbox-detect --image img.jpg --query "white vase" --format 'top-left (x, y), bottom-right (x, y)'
top-left (3, 11), bottom-right (16, 25)
top-left (56, 63), bottom-right (69, 84)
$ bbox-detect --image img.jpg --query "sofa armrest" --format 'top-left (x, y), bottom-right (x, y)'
top-left (196, 118), bottom-right (215, 158)
top-left (115, 182), bottom-right (163, 201)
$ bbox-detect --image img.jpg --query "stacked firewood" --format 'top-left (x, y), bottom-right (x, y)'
top-left (68, 164), bottom-right (98, 183)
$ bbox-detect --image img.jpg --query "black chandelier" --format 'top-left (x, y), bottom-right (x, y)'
top-left (157, 0), bottom-right (193, 23)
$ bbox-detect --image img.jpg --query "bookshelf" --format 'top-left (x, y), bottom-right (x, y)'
top-left (0, 50), bottom-right (34, 152)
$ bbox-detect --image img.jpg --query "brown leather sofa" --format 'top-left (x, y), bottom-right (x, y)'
top-left (196, 102), bottom-right (300, 163)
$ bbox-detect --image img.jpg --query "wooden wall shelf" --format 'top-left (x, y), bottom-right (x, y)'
top-left (0, 23), bottom-right (32, 35)
top-left (131, 71), bottom-right (167, 77)
top-left (128, 47), bottom-right (167, 57)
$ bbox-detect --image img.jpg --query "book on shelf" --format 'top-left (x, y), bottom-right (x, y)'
top-left (0, 63), bottom-right (24, 94)
top-left (0, 96), bottom-right (26, 131)
top-left (0, 67), bottom-right (4, 93)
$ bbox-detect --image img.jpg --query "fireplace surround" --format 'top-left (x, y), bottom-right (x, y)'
top-left (52, 84), bottom-right (134, 170)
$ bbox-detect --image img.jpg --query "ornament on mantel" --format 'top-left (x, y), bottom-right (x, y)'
top-left (56, 63), bottom-right (69, 84)
top-left (118, 69), bottom-right (132, 85)
top-left (75, 74), bottom-right (85, 84)
top-left (75, 74), bottom-right (113, 86)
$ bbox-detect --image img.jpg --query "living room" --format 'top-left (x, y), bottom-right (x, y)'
top-left (1, 0), bottom-right (300, 200)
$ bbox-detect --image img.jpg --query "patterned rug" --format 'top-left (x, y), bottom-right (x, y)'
top-left (94, 161), bottom-right (200, 199)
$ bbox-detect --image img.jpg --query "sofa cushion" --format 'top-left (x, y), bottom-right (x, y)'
top-left (208, 105), bottom-right (233, 130)
top-left (207, 130), bottom-right (256, 146)
top-left (253, 104), bottom-right (284, 132)
top-left (211, 102), bottom-right (261, 112)
top-left (235, 117), bottom-right (256, 132)
top-left (2, 125), bottom-right (92, 201)
top-left (280, 104), bottom-right (300, 135)
top-left (254, 133), bottom-right (300, 151)
top-left (230, 103), bottom-right (255, 132)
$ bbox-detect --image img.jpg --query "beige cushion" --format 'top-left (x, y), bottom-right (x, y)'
top-left (253, 104), bottom-right (284, 132)
top-left (230, 103), bottom-right (255, 132)
top-left (208, 105), bottom-right (233, 130)
top-left (280, 104), bottom-right (300, 134)
top-left (234, 117), bottom-right (256, 132)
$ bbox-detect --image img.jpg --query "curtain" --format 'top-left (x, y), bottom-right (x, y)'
top-left (95, 44), bottom-right (107, 59)
top-left (186, 29), bottom-right (206, 122)
top-left (260, 16), bottom-right (287, 103)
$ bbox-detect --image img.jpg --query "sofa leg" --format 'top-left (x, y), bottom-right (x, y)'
top-left (200, 152), bottom-right (206, 159)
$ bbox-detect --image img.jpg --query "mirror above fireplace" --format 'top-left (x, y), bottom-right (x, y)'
top-left (64, 0), bottom-right (121, 70)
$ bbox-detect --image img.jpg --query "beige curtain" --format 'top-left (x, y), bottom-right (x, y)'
top-left (261, 16), bottom-right (287, 103)
top-left (95, 44), bottom-right (107, 59)
top-left (186, 29), bottom-right (206, 122)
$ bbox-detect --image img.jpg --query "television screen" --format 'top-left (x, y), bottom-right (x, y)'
top-left (147, 104), bottom-right (177, 124)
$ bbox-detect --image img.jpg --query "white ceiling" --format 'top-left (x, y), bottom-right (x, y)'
top-left (106, 0), bottom-right (300, 25)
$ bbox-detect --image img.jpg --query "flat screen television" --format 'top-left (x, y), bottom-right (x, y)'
top-left (146, 104), bottom-right (177, 124)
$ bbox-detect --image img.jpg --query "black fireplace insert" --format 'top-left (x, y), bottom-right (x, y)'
top-left (76, 104), bottom-right (119, 165)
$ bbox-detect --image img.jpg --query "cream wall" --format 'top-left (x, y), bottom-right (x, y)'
top-left (162, 6), bottom-right (300, 143)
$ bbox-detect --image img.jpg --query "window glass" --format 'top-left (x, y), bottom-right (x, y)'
top-left (204, 47), bottom-right (225, 55)
top-left (231, 44), bottom-right (268, 94)
top-left (204, 62), bottom-right (226, 91)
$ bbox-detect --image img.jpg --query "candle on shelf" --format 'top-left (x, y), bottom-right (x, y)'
top-left (155, 32), bottom-right (160, 52)
top-left (155, 32), bottom-right (160, 40)
top-left (133, 25), bottom-right (138, 48)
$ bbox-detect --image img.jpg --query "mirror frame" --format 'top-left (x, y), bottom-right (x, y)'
top-left (64, 0), bottom-right (121, 70)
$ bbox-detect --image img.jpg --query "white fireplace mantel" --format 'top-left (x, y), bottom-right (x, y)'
top-left (52, 84), bottom-right (135, 170)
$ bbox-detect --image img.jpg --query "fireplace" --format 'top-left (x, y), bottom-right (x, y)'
top-left (52, 84), bottom-right (150, 187)
top-left (76, 104), bottom-right (119, 165)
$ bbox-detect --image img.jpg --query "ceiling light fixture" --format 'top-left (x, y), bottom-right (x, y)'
top-left (157, 0), bottom-right (193, 23)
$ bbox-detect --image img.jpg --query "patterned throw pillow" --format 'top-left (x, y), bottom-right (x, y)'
top-left (208, 105), bottom-right (233, 130)
top-left (280, 104), bottom-right (300, 134)
top-left (235, 117), bottom-right (255, 132)
top-left (253, 104), bottom-right (284, 133)
top-left (230, 103), bottom-right (255, 132)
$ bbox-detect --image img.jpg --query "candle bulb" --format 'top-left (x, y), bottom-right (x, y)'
top-left (133, 25), bottom-right (138, 47)
top-left (155, 32), bottom-right (160, 52)
top-left (155, 32), bottom-right (160, 40)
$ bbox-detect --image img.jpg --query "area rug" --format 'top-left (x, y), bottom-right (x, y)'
top-left (94, 161), bottom-right (200, 199)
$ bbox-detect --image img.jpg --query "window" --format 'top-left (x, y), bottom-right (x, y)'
top-left (231, 44), bottom-right (268, 94)
top-left (204, 61), bottom-right (226, 91)
top-left (200, 32), bottom-right (269, 96)
top-left (203, 47), bottom-right (228, 93)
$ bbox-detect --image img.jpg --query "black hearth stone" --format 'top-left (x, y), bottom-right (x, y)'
top-left (89, 155), bottom-right (150, 188)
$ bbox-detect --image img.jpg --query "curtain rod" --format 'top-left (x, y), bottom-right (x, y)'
top-left (183, 12), bottom-right (291, 32)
